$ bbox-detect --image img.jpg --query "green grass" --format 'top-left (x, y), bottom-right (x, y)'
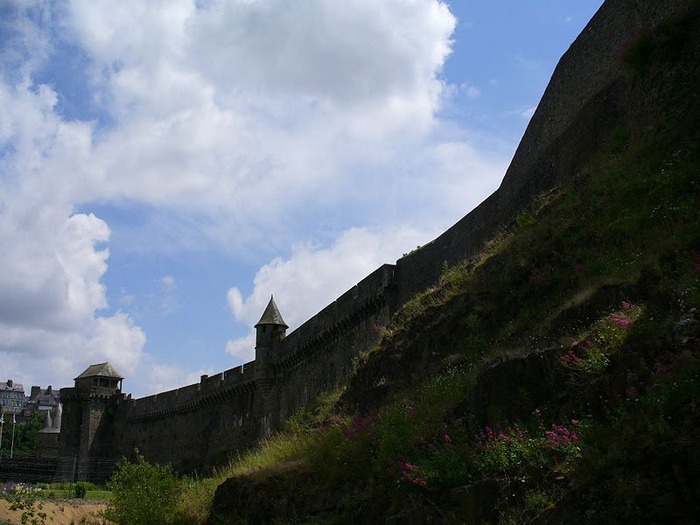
top-left (41, 489), bottom-right (113, 500)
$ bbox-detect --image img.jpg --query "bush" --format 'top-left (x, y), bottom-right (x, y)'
top-left (73, 482), bottom-right (88, 499)
top-left (105, 452), bottom-right (182, 525)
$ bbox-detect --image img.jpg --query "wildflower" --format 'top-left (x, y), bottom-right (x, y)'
top-left (622, 300), bottom-right (633, 310)
top-left (443, 434), bottom-right (452, 444)
top-left (529, 266), bottom-right (545, 282)
top-left (573, 263), bottom-right (587, 274)
top-left (652, 363), bottom-right (672, 375)
top-left (610, 312), bottom-right (631, 329)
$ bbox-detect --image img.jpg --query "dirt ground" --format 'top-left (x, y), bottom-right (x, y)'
top-left (0, 498), bottom-right (109, 524)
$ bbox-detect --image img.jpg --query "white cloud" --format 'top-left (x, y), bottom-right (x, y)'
top-left (188, 0), bottom-right (454, 112)
top-left (85, 313), bottom-right (146, 375)
top-left (0, 1), bottom-right (511, 392)
top-left (142, 362), bottom-right (210, 395)
top-left (0, 48), bottom-right (145, 389)
top-left (0, 200), bottom-right (147, 387)
top-left (225, 332), bottom-right (256, 362)
top-left (520, 105), bottom-right (537, 120)
top-left (461, 83), bottom-right (481, 99)
top-left (156, 275), bottom-right (181, 316)
top-left (160, 275), bottom-right (176, 290)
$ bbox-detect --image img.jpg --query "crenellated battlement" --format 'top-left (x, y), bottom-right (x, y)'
top-left (126, 363), bottom-right (256, 421)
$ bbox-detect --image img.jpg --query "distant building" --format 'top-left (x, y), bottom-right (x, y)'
top-left (0, 379), bottom-right (26, 416)
top-left (26, 385), bottom-right (61, 428)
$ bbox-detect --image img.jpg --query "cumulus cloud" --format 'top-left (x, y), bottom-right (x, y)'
top-left (225, 332), bottom-right (256, 362)
top-left (0, 206), bottom-right (146, 389)
top-left (0, 7), bottom-right (145, 390)
top-left (0, 0), bottom-right (509, 392)
top-left (188, 0), bottom-right (455, 132)
top-left (143, 362), bottom-right (211, 395)
top-left (49, 0), bottom-right (460, 245)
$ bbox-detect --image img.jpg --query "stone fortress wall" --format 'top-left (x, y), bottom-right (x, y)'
top-left (108, 264), bottom-right (397, 471)
top-left (58, 0), bottom-right (697, 476)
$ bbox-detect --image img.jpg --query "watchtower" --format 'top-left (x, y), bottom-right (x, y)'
top-left (57, 362), bottom-right (124, 482)
top-left (254, 296), bottom-right (287, 396)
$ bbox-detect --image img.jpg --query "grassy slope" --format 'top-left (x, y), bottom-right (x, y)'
top-left (183, 13), bottom-right (700, 525)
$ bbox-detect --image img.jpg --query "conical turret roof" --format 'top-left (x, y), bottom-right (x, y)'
top-left (255, 295), bottom-right (288, 328)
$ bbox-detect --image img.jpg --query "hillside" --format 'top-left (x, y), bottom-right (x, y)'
top-left (196, 4), bottom-right (700, 525)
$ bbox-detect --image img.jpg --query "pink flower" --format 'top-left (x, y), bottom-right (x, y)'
top-left (652, 363), bottom-right (672, 375)
top-left (573, 263), bottom-right (587, 274)
top-left (610, 312), bottom-right (631, 329)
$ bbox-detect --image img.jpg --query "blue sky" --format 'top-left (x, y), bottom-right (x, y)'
top-left (0, 0), bottom-right (604, 397)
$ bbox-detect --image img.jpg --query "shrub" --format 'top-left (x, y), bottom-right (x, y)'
top-left (105, 452), bottom-right (182, 525)
top-left (73, 482), bottom-right (88, 499)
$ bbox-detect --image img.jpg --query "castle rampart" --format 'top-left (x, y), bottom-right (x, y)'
top-left (57, 0), bottom-right (697, 478)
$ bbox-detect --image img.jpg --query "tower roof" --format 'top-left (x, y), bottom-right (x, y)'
top-left (74, 362), bottom-right (124, 381)
top-left (255, 295), bottom-right (288, 329)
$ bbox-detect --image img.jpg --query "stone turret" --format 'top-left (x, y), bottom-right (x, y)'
top-left (57, 362), bottom-right (124, 482)
top-left (254, 296), bottom-right (287, 396)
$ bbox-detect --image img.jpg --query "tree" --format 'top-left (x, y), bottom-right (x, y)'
top-left (0, 413), bottom-right (43, 456)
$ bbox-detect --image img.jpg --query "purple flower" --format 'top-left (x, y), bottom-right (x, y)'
top-left (610, 312), bottom-right (631, 329)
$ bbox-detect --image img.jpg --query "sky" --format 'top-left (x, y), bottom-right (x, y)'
top-left (0, 0), bottom-right (604, 398)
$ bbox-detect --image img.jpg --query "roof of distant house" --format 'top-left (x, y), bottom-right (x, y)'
top-left (1, 380), bottom-right (24, 392)
top-left (75, 362), bottom-right (124, 381)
